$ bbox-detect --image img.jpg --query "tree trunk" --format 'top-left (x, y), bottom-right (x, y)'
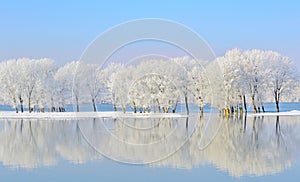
top-left (239, 106), bottom-right (243, 114)
top-left (243, 95), bottom-right (247, 113)
top-left (275, 92), bottom-right (280, 112)
top-left (28, 97), bottom-right (31, 113)
top-left (165, 108), bottom-right (169, 113)
top-left (243, 112), bottom-right (247, 133)
top-left (218, 106), bottom-right (221, 116)
top-left (172, 100), bottom-right (178, 113)
top-left (239, 107), bottom-right (243, 119)
top-left (251, 95), bottom-right (257, 113)
top-left (239, 95), bottom-right (243, 113)
top-left (275, 101), bottom-right (279, 112)
top-left (253, 107), bottom-right (257, 113)
top-left (132, 101), bottom-right (137, 113)
top-left (51, 97), bottom-right (54, 112)
top-left (262, 105), bottom-right (265, 112)
top-left (19, 97), bottom-right (24, 113)
top-left (156, 99), bottom-right (161, 113)
top-left (199, 105), bottom-right (203, 118)
top-left (13, 97), bottom-right (18, 113)
top-left (231, 106), bottom-right (234, 114)
top-left (235, 106), bottom-right (238, 118)
top-left (112, 93), bottom-right (117, 111)
top-left (184, 95), bottom-right (189, 115)
top-left (92, 98), bottom-right (97, 112)
top-left (224, 108), bottom-right (229, 118)
top-left (76, 96), bottom-right (79, 112)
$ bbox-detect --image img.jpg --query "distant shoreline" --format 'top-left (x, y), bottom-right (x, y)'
top-left (0, 110), bottom-right (300, 119)
top-left (0, 111), bottom-right (189, 119)
top-left (250, 110), bottom-right (300, 116)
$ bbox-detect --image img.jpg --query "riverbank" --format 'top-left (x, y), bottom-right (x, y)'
top-left (250, 110), bottom-right (300, 116)
top-left (0, 111), bottom-right (189, 119)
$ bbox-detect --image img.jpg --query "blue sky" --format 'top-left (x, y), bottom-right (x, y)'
top-left (0, 0), bottom-right (299, 68)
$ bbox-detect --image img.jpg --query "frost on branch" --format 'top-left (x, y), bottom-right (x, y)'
top-left (0, 49), bottom-right (298, 114)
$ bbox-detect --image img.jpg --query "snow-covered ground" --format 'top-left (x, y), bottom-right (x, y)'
top-left (0, 111), bottom-right (189, 119)
top-left (250, 110), bottom-right (300, 116)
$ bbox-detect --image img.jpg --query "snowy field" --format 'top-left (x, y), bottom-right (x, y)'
top-left (0, 111), bottom-right (189, 119)
top-left (250, 110), bottom-right (300, 116)
top-left (1, 110), bottom-right (300, 119)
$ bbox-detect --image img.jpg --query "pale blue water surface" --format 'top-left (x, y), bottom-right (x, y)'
top-left (0, 103), bottom-right (300, 182)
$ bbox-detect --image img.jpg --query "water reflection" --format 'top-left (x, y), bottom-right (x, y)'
top-left (0, 115), bottom-right (300, 177)
top-left (0, 119), bottom-right (101, 168)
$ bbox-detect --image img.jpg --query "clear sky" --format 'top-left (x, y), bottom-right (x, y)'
top-left (0, 0), bottom-right (299, 68)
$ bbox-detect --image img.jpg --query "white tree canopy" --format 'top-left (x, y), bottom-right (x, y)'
top-left (0, 49), bottom-right (298, 113)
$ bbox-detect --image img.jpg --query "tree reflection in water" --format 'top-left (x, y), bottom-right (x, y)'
top-left (0, 115), bottom-right (300, 177)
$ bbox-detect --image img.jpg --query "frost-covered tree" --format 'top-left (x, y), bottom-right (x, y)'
top-left (54, 62), bottom-right (75, 112)
top-left (80, 63), bottom-right (106, 112)
top-left (106, 59), bottom-right (184, 113)
top-left (189, 64), bottom-right (210, 115)
top-left (33, 58), bottom-right (56, 112)
top-left (113, 65), bottom-right (135, 113)
top-left (224, 49), bottom-right (248, 113)
top-left (216, 56), bottom-right (232, 114)
top-left (54, 61), bottom-right (89, 112)
top-left (213, 50), bottom-right (243, 115)
top-left (0, 59), bottom-right (19, 112)
top-left (207, 48), bottom-right (297, 115)
top-left (18, 58), bottom-right (41, 113)
top-left (0, 50), bottom-right (298, 114)
top-left (218, 49), bottom-right (296, 114)
top-left (264, 51), bottom-right (295, 112)
top-left (205, 60), bottom-right (225, 112)
top-left (102, 63), bottom-right (124, 111)
top-left (129, 59), bottom-right (183, 113)
top-left (0, 58), bottom-right (56, 113)
top-left (73, 61), bottom-right (88, 112)
top-left (55, 61), bottom-right (91, 112)
top-left (243, 49), bottom-right (269, 113)
top-left (171, 57), bottom-right (195, 114)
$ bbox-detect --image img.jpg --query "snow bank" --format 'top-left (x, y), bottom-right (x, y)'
top-left (0, 112), bottom-right (188, 119)
top-left (251, 111), bottom-right (300, 116)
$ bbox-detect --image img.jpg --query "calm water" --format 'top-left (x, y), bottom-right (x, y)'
top-left (1, 103), bottom-right (300, 181)
top-left (2, 102), bottom-right (299, 113)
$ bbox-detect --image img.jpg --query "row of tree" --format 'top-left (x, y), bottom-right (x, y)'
top-left (0, 49), bottom-right (298, 114)
top-left (213, 49), bottom-right (297, 114)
